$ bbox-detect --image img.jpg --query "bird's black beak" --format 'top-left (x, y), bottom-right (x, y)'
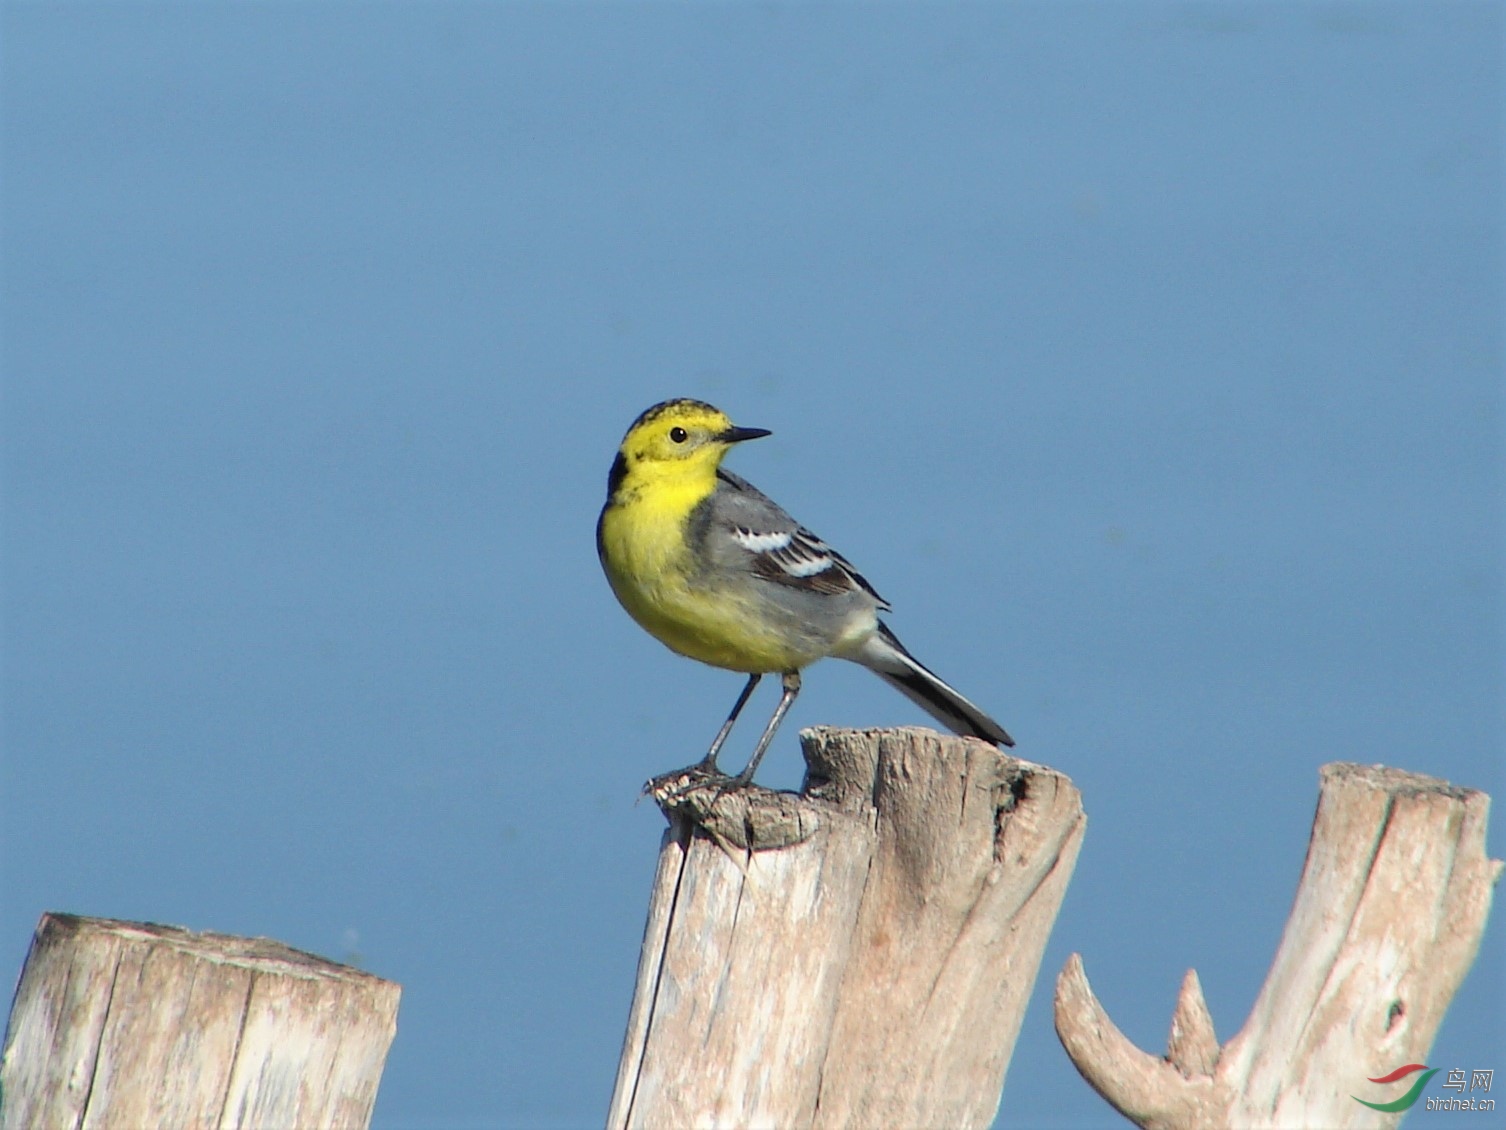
top-left (720, 425), bottom-right (772, 444)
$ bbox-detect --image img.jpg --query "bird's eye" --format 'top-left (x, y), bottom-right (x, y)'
top-left (669, 427), bottom-right (689, 444)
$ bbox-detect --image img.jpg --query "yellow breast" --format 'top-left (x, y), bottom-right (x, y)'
top-left (598, 489), bottom-right (811, 673)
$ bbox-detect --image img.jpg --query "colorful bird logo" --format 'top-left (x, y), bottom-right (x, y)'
top-left (1352, 1064), bottom-right (1439, 1112)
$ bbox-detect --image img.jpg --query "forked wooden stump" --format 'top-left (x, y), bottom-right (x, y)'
top-left (1, 914), bottom-right (400, 1130)
top-left (1055, 762), bottom-right (1501, 1130)
top-left (610, 726), bottom-right (1086, 1130)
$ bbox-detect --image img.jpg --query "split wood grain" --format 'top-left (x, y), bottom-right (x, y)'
top-left (612, 725), bottom-right (1086, 1130)
top-left (1055, 761), bottom-right (1501, 1130)
top-left (1, 914), bottom-right (400, 1130)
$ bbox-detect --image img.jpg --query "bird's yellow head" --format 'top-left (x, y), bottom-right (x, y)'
top-left (607, 399), bottom-right (770, 498)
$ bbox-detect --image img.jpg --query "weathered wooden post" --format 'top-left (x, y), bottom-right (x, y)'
top-left (1055, 762), bottom-right (1500, 1129)
top-left (1, 914), bottom-right (401, 1130)
top-left (610, 725), bottom-right (1086, 1129)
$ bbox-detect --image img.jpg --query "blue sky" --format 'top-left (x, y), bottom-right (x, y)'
top-left (3, 4), bottom-right (1500, 1127)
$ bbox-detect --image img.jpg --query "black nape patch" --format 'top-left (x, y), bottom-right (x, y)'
top-left (606, 451), bottom-right (628, 496)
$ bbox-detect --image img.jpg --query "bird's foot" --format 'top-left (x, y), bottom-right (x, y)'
top-left (643, 759), bottom-right (734, 802)
top-left (642, 764), bottom-right (818, 854)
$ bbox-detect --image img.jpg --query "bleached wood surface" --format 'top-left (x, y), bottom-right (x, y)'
top-left (1, 913), bottom-right (401, 1130)
top-left (1055, 762), bottom-right (1501, 1130)
top-left (610, 725), bottom-right (1086, 1130)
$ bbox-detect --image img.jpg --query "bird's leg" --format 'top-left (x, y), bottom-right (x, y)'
top-left (697, 673), bottom-right (761, 774)
top-left (731, 670), bottom-right (800, 785)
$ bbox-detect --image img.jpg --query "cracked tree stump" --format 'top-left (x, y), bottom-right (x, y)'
top-left (609, 725), bottom-right (1086, 1130)
top-left (1, 914), bottom-right (401, 1130)
top-left (1055, 762), bottom-right (1501, 1130)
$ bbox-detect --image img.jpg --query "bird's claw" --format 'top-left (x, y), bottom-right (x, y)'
top-left (643, 762), bottom-right (742, 805)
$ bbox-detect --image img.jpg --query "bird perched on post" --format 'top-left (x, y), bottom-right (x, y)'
top-left (596, 398), bottom-right (1012, 786)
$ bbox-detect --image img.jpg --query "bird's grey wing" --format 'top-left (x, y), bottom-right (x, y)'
top-left (708, 469), bottom-right (890, 608)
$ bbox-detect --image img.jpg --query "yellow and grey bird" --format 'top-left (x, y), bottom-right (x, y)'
top-left (596, 398), bottom-right (1013, 785)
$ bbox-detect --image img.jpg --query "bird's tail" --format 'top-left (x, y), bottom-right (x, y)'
top-left (853, 622), bottom-right (1014, 747)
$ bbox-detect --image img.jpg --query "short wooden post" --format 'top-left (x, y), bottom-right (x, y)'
top-left (1, 914), bottom-right (401, 1130)
top-left (610, 725), bottom-right (1086, 1129)
top-left (1054, 762), bottom-right (1501, 1129)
